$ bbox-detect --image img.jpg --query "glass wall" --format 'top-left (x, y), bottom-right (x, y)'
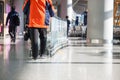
top-left (47, 16), bottom-right (67, 56)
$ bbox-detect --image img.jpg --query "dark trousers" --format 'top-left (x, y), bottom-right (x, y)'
top-left (9, 24), bottom-right (17, 41)
top-left (67, 27), bottom-right (69, 37)
top-left (30, 28), bottom-right (47, 58)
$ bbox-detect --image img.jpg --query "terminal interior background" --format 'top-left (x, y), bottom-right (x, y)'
top-left (0, 0), bottom-right (120, 80)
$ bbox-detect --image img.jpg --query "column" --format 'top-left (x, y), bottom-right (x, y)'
top-left (87, 0), bottom-right (114, 44)
top-left (14, 0), bottom-right (24, 35)
top-left (67, 0), bottom-right (73, 21)
top-left (59, 0), bottom-right (67, 18)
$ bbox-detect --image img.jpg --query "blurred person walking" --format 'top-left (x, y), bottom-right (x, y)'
top-left (23, 0), bottom-right (54, 59)
top-left (6, 6), bottom-right (20, 43)
top-left (66, 16), bottom-right (70, 37)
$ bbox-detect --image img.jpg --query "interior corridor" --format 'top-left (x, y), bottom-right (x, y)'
top-left (0, 36), bottom-right (120, 80)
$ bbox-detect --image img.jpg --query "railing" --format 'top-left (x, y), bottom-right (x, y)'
top-left (47, 16), bottom-right (68, 56)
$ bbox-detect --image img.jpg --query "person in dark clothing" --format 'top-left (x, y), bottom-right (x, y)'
top-left (82, 11), bottom-right (87, 26)
top-left (66, 16), bottom-right (70, 37)
top-left (6, 6), bottom-right (20, 43)
top-left (75, 16), bottom-right (79, 26)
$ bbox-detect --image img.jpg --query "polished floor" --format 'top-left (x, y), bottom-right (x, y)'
top-left (0, 36), bottom-right (120, 80)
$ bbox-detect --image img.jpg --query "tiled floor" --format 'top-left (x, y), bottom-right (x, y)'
top-left (0, 36), bottom-right (120, 80)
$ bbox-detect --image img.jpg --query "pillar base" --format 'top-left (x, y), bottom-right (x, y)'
top-left (87, 38), bottom-right (113, 45)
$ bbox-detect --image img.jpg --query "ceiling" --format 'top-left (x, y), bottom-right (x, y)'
top-left (52, 0), bottom-right (87, 14)
top-left (72, 0), bottom-right (88, 14)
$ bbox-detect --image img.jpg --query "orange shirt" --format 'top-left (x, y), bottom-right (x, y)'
top-left (23, 0), bottom-right (54, 28)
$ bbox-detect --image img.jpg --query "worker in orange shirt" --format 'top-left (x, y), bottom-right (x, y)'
top-left (23, 0), bottom-right (54, 59)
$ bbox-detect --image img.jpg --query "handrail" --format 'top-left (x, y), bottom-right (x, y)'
top-left (47, 16), bottom-right (68, 56)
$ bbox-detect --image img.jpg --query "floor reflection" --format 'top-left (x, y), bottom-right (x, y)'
top-left (0, 44), bottom-right (3, 55)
